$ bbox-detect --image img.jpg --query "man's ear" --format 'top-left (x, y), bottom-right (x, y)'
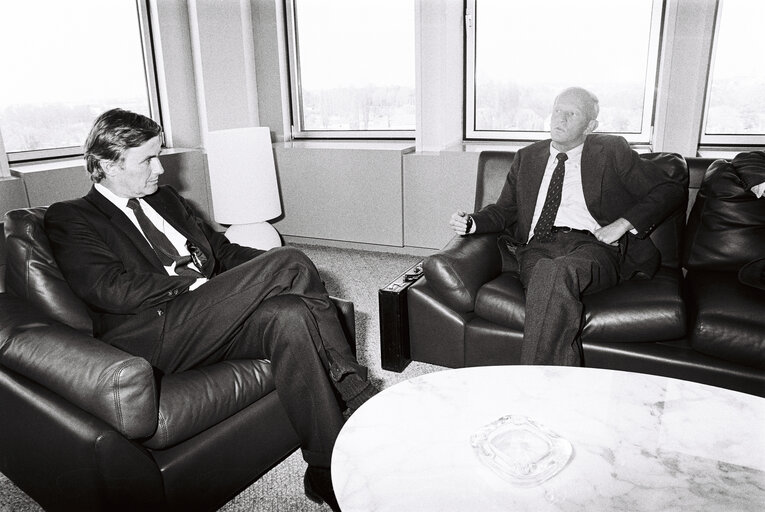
top-left (586, 119), bottom-right (599, 134)
top-left (101, 159), bottom-right (121, 177)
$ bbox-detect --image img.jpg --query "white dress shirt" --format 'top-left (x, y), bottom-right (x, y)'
top-left (527, 143), bottom-right (601, 241)
top-left (94, 183), bottom-right (207, 289)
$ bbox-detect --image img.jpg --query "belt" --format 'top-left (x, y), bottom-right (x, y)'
top-left (551, 226), bottom-right (592, 235)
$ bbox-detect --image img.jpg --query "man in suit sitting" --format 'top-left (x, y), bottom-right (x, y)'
top-left (449, 87), bottom-right (685, 366)
top-left (45, 109), bottom-right (373, 511)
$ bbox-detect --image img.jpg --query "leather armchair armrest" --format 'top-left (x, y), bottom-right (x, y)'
top-left (0, 293), bottom-right (158, 439)
top-left (423, 233), bottom-right (502, 313)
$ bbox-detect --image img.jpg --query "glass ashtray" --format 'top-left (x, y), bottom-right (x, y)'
top-left (470, 415), bottom-right (573, 487)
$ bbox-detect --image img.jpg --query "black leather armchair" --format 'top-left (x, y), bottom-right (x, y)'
top-left (0, 207), bottom-right (356, 511)
top-left (399, 151), bottom-right (765, 397)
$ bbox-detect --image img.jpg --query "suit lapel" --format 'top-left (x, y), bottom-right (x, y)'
top-left (144, 189), bottom-right (195, 241)
top-left (581, 136), bottom-right (606, 217)
top-left (519, 142), bottom-right (552, 238)
top-left (144, 187), bottom-right (216, 277)
top-left (85, 186), bottom-right (166, 270)
top-left (144, 188), bottom-right (209, 250)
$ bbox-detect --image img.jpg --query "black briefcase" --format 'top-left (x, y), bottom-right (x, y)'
top-left (378, 260), bottom-right (423, 372)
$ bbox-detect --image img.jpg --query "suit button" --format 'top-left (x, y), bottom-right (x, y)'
top-left (157, 310), bottom-right (164, 316)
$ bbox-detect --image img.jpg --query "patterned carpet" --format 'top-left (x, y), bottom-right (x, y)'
top-left (0, 242), bottom-right (445, 512)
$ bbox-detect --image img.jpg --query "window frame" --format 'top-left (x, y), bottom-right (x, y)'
top-left (3, 0), bottom-right (162, 163)
top-left (284, 0), bottom-right (415, 140)
top-left (464, 0), bottom-right (664, 145)
top-left (699, 0), bottom-right (765, 147)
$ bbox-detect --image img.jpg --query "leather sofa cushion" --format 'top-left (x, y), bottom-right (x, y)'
top-left (581, 268), bottom-right (685, 343)
top-left (686, 270), bottom-right (765, 370)
top-left (473, 268), bottom-right (685, 344)
top-left (474, 273), bottom-right (525, 330)
top-left (684, 154), bottom-right (765, 271)
top-left (0, 293), bottom-right (158, 439)
top-left (4, 208), bottom-right (93, 334)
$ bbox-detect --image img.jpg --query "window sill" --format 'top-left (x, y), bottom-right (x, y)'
top-left (9, 147), bottom-right (202, 176)
top-left (697, 147), bottom-right (762, 159)
top-left (277, 140), bottom-right (416, 152)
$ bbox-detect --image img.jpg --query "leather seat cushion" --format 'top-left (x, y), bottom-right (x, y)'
top-left (686, 270), bottom-right (765, 370)
top-left (142, 359), bottom-right (275, 449)
top-left (473, 268), bottom-right (685, 344)
top-left (474, 273), bottom-right (525, 330)
top-left (581, 267), bottom-right (685, 343)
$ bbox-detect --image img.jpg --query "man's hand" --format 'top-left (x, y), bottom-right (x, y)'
top-left (593, 218), bottom-right (632, 245)
top-left (449, 211), bottom-right (474, 236)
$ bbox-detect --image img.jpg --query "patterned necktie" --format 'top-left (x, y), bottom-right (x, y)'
top-left (533, 152), bottom-right (568, 242)
top-left (126, 198), bottom-right (202, 277)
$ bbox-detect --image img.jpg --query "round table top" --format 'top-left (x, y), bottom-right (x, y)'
top-left (332, 366), bottom-right (765, 512)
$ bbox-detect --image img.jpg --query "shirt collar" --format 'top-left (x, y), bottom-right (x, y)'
top-left (94, 182), bottom-right (133, 210)
top-left (549, 142), bottom-right (584, 160)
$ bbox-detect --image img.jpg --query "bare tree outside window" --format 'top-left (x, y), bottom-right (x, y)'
top-left (0, 0), bottom-right (154, 159)
top-left (289, 0), bottom-right (415, 137)
top-left (468, 0), bottom-right (661, 143)
top-left (703, 0), bottom-right (765, 142)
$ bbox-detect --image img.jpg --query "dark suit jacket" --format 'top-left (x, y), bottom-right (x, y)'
top-left (45, 185), bottom-right (264, 351)
top-left (470, 134), bottom-right (685, 279)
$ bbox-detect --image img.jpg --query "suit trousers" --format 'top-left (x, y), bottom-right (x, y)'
top-left (516, 231), bottom-right (620, 366)
top-left (103, 246), bottom-right (367, 467)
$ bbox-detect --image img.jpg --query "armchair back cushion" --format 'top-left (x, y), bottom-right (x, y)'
top-left (475, 151), bottom-right (515, 210)
top-left (641, 152), bottom-right (689, 270)
top-left (4, 208), bottom-right (93, 334)
top-left (684, 153), bottom-right (765, 271)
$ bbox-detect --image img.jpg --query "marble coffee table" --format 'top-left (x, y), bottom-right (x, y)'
top-left (332, 366), bottom-right (765, 511)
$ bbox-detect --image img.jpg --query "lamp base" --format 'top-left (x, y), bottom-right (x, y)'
top-left (225, 222), bottom-right (282, 250)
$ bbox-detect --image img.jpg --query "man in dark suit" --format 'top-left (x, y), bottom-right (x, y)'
top-left (45, 109), bottom-right (372, 511)
top-left (450, 87), bottom-right (685, 365)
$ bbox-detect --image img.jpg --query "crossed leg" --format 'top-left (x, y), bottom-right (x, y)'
top-left (517, 232), bottom-right (620, 365)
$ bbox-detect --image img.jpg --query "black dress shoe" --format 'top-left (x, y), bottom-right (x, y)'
top-left (304, 466), bottom-right (341, 511)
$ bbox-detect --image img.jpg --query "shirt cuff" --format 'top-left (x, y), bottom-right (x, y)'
top-left (189, 278), bottom-right (208, 291)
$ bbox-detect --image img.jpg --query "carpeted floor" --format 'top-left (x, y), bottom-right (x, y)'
top-left (0, 242), bottom-right (445, 512)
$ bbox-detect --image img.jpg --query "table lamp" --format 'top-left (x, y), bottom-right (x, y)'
top-left (205, 127), bottom-right (283, 249)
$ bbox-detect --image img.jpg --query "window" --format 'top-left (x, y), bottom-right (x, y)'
top-left (286, 0), bottom-right (415, 138)
top-left (701, 0), bottom-right (765, 145)
top-left (0, 0), bottom-right (159, 162)
top-left (466, 0), bottom-right (663, 143)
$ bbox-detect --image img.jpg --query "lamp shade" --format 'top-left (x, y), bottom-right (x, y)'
top-left (206, 127), bottom-right (282, 224)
